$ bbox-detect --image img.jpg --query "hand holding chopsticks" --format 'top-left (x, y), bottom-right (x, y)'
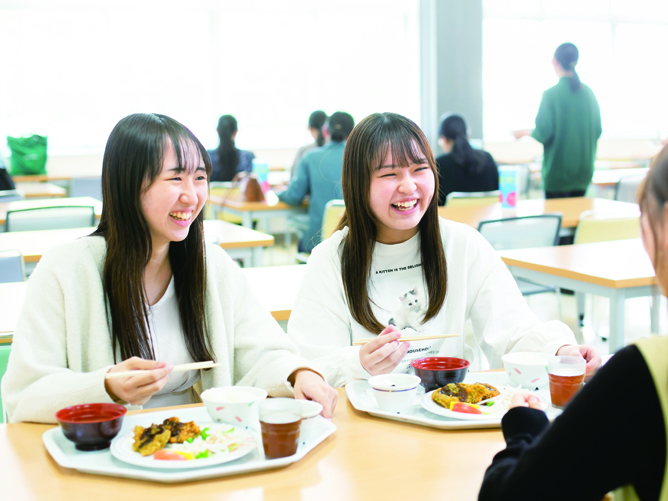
top-left (352, 333), bottom-right (461, 346)
top-left (105, 360), bottom-right (219, 380)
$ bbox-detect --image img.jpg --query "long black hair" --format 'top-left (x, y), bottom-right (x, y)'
top-left (336, 112), bottom-right (447, 333)
top-left (93, 113), bottom-right (215, 364)
top-left (328, 112), bottom-right (355, 142)
top-left (215, 114), bottom-right (239, 182)
top-left (440, 114), bottom-right (482, 175)
top-left (309, 110), bottom-right (328, 147)
top-left (555, 43), bottom-right (582, 92)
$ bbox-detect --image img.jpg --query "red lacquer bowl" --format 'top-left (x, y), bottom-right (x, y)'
top-left (410, 357), bottom-right (470, 392)
top-left (55, 403), bottom-right (127, 451)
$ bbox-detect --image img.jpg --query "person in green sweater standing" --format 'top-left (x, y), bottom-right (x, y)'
top-left (513, 43), bottom-right (602, 199)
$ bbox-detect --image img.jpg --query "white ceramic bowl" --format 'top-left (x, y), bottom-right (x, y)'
top-left (200, 386), bottom-right (268, 431)
top-left (298, 400), bottom-right (324, 444)
top-left (502, 352), bottom-right (551, 389)
top-left (368, 374), bottom-right (421, 413)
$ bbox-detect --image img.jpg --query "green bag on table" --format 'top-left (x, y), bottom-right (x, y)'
top-left (7, 134), bottom-right (48, 176)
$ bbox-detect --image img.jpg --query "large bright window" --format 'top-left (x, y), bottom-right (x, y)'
top-left (0, 0), bottom-right (420, 152)
top-left (483, 0), bottom-right (668, 141)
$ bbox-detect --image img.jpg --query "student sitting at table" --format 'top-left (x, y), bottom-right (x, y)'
top-left (277, 111), bottom-right (355, 253)
top-left (290, 110), bottom-right (328, 180)
top-left (435, 113), bottom-right (499, 206)
top-left (207, 114), bottom-right (255, 182)
top-left (2, 113), bottom-right (337, 423)
top-left (478, 145), bottom-right (668, 501)
top-left (285, 112), bottom-right (601, 388)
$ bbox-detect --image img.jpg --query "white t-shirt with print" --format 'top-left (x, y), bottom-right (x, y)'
top-left (287, 218), bottom-right (576, 387)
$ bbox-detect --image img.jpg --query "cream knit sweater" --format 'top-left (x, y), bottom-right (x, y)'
top-left (3, 236), bottom-right (314, 423)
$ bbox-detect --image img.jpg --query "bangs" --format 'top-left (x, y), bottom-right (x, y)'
top-left (369, 119), bottom-right (433, 172)
top-left (170, 134), bottom-right (211, 176)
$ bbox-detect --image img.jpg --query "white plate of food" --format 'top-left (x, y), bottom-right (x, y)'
top-left (110, 417), bottom-right (256, 469)
top-left (421, 382), bottom-right (549, 421)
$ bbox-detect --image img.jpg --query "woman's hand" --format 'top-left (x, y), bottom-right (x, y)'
top-left (359, 325), bottom-right (410, 376)
top-left (556, 344), bottom-right (602, 376)
top-left (509, 392), bottom-right (547, 411)
top-left (292, 369), bottom-right (338, 419)
top-left (105, 357), bottom-right (173, 406)
top-left (511, 129), bottom-right (532, 140)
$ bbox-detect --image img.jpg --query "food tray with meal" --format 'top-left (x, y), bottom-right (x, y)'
top-left (43, 405), bottom-right (336, 483)
top-left (346, 371), bottom-right (562, 430)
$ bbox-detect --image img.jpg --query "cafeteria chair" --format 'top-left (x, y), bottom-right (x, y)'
top-left (445, 190), bottom-right (501, 207)
top-left (5, 205), bottom-right (96, 232)
top-left (574, 212), bottom-right (643, 340)
top-left (478, 214), bottom-right (563, 320)
top-left (69, 176), bottom-right (102, 201)
top-left (0, 345), bottom-right (11, 423)
top-left (614, 173), bottom-right (647, 204)
top-left (206, 183), bottom-right (244, 225)
top-left (294, 199), bottom-right (346, 264)
top-left (0, 250), bottom-right (26, 283)
top-left (0, 189), bottom-right (24, 202)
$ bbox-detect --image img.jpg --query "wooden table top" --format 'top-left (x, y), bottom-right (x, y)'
top-left (498, 238), bottom-right (656, 289)
top-left (0, 264), bottom-right (303, 339)
top-left (208, 194), bottom-right (306, 212)
top-left (0, 220), bottom-right (273, 263)
top-left (0, 389), bottom-right (504, 501)
top-left (438, 197), bottom-right (639, 229)
top-left (591, 167), bottom-right (649, 187)
top-left (15, 182), bottom-right (67, 198)
top-left (0, 197), bottom-right (103, 225)
top-left (11, 174), bottom-right (72, 183)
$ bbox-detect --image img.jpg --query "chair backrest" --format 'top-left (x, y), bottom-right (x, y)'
top-left (206, 183), bottom-right (242, 224)
top-left (614, 173), bottom-right (647, 204)
top-left (478, 214), bottom-right (562, 251)
top-left (6, 206), bottom-right (96, 232)
top-left (0, 345), bottom-right (11, 423)
top-left (574, 211), bottom-right (641, 245)
top-left (69, 177), bottom-right (102, 201)
top-left (446, 190), bottom-right (501, 207)
top-left (322, 200), bottom-right (346, 240)
top-left (0, 189), bottom-right (24, 202)
top-left (0, 250), bottom-right (26, 283)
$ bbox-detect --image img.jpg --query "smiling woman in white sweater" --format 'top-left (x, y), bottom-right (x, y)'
top-left (2, 113), bottom-right (337, 423)
top-left (286, 112), bottom-right (602, 388)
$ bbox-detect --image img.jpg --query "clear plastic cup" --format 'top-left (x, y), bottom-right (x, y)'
top-left (548, 356), bottom-right (586, 409)
top-left (259, 398), bottom-right (302, 459)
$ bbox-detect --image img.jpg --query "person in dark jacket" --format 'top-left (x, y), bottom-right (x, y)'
top-left (435, 114), bottom-right (498, 205)
top-left (207, 115), bottom-right (255, 182)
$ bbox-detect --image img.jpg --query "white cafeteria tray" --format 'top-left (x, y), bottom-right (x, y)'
top-left (346, 371), bottom-right (562, 430)
top-left (43, 406), bottom-right (336, 483)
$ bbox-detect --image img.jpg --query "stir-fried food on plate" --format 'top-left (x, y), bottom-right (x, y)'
top-left (432, 382), bottom-right (500, 409)
top-left (162, 417), bottom-right (200, 444)
top-left (132, 418), bottom-right (200, 456)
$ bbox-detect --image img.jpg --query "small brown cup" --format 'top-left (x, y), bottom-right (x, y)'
top-left (259, 398), bottom-right (302, 459)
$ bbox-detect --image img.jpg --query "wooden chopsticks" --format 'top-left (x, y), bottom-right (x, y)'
top-left (104, 361), bottom-right (219, 379)
top-left (351, 333), bottom-right (461, 346)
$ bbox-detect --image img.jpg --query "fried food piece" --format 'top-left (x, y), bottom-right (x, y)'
top-left (162, 417), bottom-right (200, 444)
top-left (432, 382), bottom-right (500, 409)
top-left (132, 424), bottom-right (171, 456)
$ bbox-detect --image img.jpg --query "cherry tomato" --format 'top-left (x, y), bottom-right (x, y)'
top-left (154, 449), bottom-right (187, 461)
top-left (450, 402), bottom-right (483, 415)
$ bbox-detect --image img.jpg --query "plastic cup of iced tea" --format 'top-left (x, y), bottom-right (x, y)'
top-left (548, 356), bottom-right (586, 409)
top-left (259, 398), bottom-right (302, 459)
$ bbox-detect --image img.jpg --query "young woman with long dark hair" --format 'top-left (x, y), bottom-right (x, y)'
top-left (3, 113), bottom-right (337, 423)
top-left (208, 114), bottom-right (256, 182)
top-left (286, 112), bottom-right (600, 387)
top-left (290, 110), bottom-right (328, 180)
top-left (479, 146), bottom-right (668, 501)
top-left (513, 43), bottom-right (602, 199)
top-left (436, 113), bottom-right (499, 205)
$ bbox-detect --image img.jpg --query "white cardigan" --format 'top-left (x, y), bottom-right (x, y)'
top-left (287, 218), bottom-right (577, 387)
top-left (3, 236), bottom-right (314, 423)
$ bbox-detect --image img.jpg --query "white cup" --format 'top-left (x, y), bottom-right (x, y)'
top-left (200, 386), bottom-right (267, 432)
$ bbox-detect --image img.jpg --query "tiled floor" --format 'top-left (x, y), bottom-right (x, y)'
top-left (260, 235), bottom-right (667, 367)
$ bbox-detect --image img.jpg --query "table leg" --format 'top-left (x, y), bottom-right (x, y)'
top-left (608, 289), bottom-right (626, 353)
top-left (251, 247), bottom-right (263, 267)
top-left (241, 212), bottom-right (253, 229)
top-left (651, 285), bottom-right (661, 335)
